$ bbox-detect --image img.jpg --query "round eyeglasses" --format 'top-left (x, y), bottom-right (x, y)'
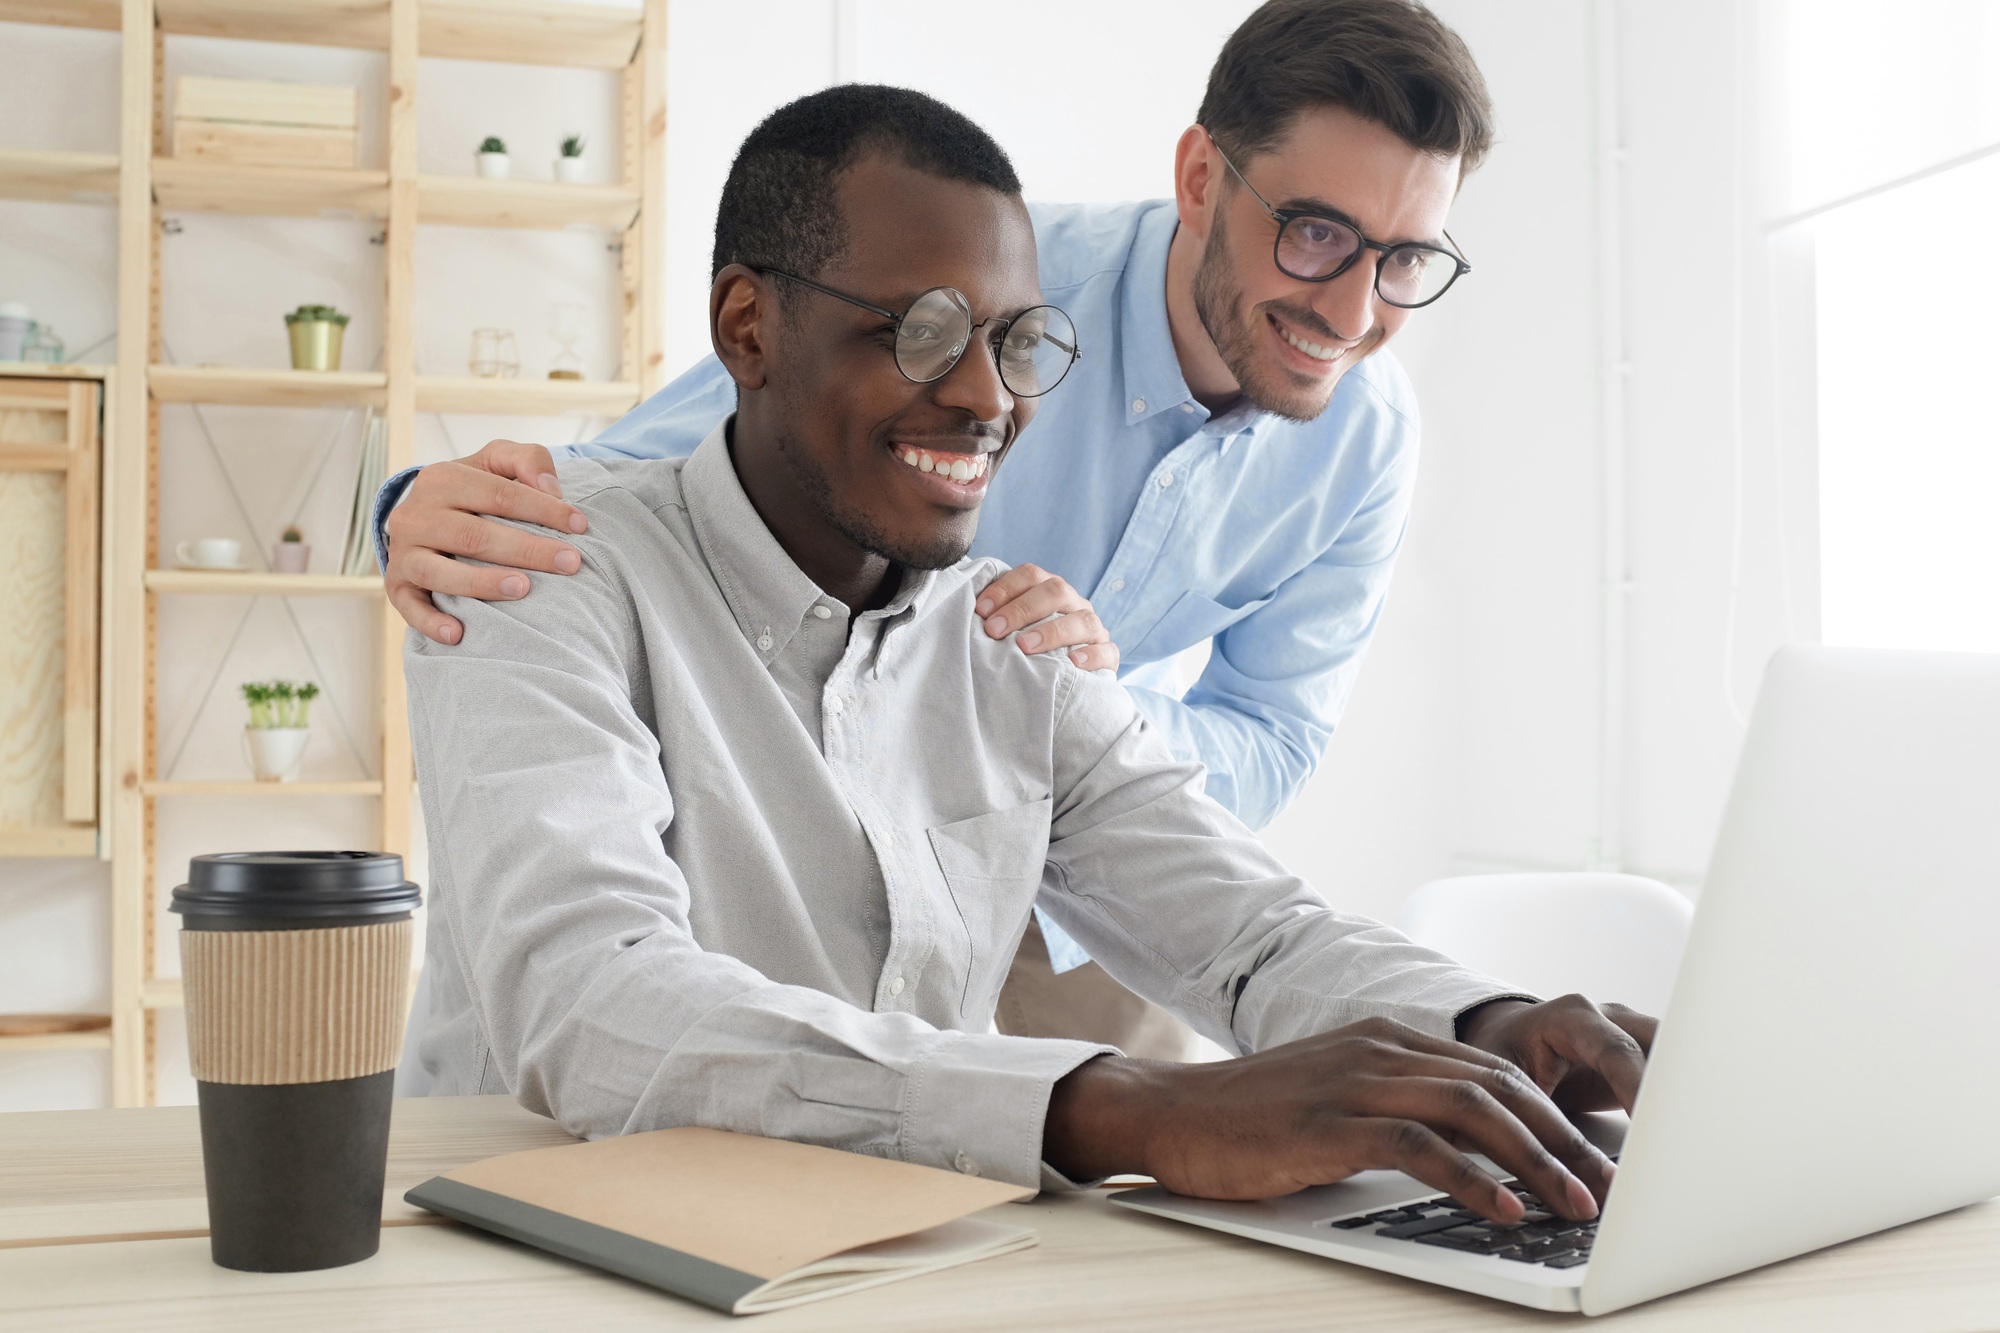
top-left (754, 267), bottom-right (1081, 398)
top-left (1205, 131), bottom-right (1472, 309)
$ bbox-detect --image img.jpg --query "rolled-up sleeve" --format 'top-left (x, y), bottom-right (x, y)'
top-left (405, 559), bottom-right (1108, 1191)
top-left (1040, 665), bottom-right (1529, 1054)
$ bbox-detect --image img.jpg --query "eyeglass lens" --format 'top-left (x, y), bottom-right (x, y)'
top-left (895, 288), bottom-right (1079, 398)
top-left (1276, 217), bottom-right (1460, 308)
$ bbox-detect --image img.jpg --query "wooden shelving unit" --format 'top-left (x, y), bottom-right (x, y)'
top-left (0, 0), bottom-right (667, 1106)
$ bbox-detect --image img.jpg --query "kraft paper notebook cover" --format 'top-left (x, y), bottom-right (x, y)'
top-left (405, 1127), bottom-right (1036, 1315)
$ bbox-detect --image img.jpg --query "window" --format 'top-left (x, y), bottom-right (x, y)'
top-left (1774, 1), bottom-right (2000, 653)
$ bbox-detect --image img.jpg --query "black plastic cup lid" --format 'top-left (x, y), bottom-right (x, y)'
top-left (170, 851), bottom-right (421, 922)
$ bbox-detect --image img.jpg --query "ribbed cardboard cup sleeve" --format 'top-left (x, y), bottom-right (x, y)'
top-left (180, 921), bottom-right (413, 1085)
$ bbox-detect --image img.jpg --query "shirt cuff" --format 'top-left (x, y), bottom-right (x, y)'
top-left (899, 1030), bottom-right (1114, 1192)
top-left (371, 465), bottom-right (422, 573)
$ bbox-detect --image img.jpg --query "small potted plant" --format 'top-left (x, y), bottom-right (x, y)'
top-left (285, 304), bottom-right (348, 372)
top-left (272, 524), bottom-right (310, 574)
top-left (476, 135), bottom-right (510, 179)
top-left (241, 680), bottom-right (320, 782)
top-left (554, 133), bottom-right (587, 183)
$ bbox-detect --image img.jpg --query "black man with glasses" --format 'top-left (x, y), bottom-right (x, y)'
top-left (376, 1), bottom-right (1538, 1070)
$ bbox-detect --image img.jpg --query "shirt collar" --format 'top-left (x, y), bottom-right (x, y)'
top-left (681, 420), bottom-right (935, 662)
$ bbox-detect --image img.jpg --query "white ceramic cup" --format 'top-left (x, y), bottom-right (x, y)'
top-left (177, 537), bottom-right (242, 568)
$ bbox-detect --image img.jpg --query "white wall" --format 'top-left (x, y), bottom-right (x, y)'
top-left (0, 0), bottom-right (1789, 1109)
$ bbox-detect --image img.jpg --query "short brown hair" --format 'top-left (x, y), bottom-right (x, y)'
top-left (1197, 0), bottom-right (1494, 174)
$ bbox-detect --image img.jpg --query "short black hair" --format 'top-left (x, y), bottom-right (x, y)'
top-left (1199, 0), bottom-right (1493, 175)
top-left (711, 84), bottom-right (1022, 292)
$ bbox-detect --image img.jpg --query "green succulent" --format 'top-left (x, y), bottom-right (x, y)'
top-left (285, 304), bottom-right (349, 326)
top-left (242, 679), bottom-right (322, 730)
top-left (480, 136), bottom-right (508, 155)
top-left (560, 134), bottom-right (585, 158)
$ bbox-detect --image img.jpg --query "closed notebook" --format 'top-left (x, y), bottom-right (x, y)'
top-left (405, 1126), bottom-right (1036, 1315)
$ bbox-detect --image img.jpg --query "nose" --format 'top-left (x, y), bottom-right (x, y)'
top-left (1309, 257), bottom-right (1379, 344)
top-left (930, 327), bottom-right (1015, 425)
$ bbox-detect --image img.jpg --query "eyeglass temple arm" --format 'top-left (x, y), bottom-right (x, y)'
top-left (751, 266), bottom-right (902, 322)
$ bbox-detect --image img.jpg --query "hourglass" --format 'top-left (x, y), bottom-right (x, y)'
top-left (547, 303), bottom-right (585, 381)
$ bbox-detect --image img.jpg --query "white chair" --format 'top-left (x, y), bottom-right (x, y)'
top-left (1395, 873), bottom-right (1694, 1018)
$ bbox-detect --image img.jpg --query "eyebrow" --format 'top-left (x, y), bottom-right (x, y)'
top-left (1272, 195), bottom-right (1447, 251)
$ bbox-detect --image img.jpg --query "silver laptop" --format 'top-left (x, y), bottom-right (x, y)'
top-left (1112, 645), bottom-right (2000, 1315)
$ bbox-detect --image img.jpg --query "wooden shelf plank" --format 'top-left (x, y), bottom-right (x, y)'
top-left (143, 779), bottom-right (385, 796)
top-left (0, 1030), bottom-right (115, 1052)
top-left (422, 0), bottom-right (640, 68)
top-left (416, 374), bottom-right (639, 416)
top-left (0, 827), bottom-right (97, 857)
top-left (154, 0), bottom-right (390, 51)
top-left (150, 364), bottom-right (387, 408)
top-left (153, 157), bottom-right (388, 219)
top-left (0, 147), bottom-right (119, 206)
top-left (0, 0), bottom-right (120, 32)
top-left (145, 570), bottom-right (384, 597)
top-left (0, 1013), bottom-right (112, 1037)
top-left (140, 978), bottom-right (183, 1010)
top-left (418, 176), bottom-right (639, 231)
top-left (134, 0), bottom-right (637, 67)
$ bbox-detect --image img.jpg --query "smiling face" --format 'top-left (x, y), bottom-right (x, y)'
top-left (1184, 104), bottom-right (1460, 422)
top-left (717, 154), bottom-right (1040, 593)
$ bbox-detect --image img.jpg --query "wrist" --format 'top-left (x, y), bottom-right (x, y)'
top-left (1042, 1055), bottom-right (1165, 1182)
top-left (1456, 997), bottom-right (1534, 1050)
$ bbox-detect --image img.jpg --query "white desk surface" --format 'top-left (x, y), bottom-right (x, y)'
top-left (4, 1096), bottom-right (1997, 1331)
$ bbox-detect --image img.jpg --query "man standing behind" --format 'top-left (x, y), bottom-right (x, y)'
top-left (378, 0), bottom-right (1492, 1057)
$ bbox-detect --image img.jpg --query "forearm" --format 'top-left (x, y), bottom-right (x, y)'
top-left (1046, 672), bottom-right (1523, 1054)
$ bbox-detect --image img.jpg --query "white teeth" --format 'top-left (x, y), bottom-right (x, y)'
top-left (1278, 323), bottom-right (1341, 362)
top-left (893, 445), bottom-right (990, 483)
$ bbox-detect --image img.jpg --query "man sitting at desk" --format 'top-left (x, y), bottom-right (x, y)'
top-left (406, 85), bottom-right (1649, 1224)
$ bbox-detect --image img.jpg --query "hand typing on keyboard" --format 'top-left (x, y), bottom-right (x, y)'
top-left (1331, 1164), bottom-right (1619, 1270)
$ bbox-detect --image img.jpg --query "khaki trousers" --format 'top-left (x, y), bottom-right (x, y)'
top-left (995, 914), bottom-right (1222, 1063)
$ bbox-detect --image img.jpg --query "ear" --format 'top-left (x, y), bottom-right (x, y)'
top-left (1172, 124), bottom-right (1223, 243)
top-left (711, 263), bottom-right (772, 391)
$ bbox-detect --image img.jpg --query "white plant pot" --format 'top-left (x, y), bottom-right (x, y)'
top-left (244, 727), bottom-right (309, 783)
top-left (272, 541), bottom-right (310, 574)
top-left (553, 156), bottom-right (587, 184)
top-left (476, 151), bottom-right (511, 180)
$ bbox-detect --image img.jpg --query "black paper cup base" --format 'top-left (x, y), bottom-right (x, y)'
top-left (196, 1069), bottom-right (395, 1272)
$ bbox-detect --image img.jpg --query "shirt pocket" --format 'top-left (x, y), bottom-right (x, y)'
top-left (927, 798), bottom-right (1053, 1019)
top-left (1123, 589), bottom-right (1274, 667)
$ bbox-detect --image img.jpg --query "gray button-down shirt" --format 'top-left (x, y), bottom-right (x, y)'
top-left (405, 423), bottom-right (1520, 1189)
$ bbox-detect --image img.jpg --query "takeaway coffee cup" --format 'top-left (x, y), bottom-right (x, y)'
top-left (170, 851), bottom-right (421, 1272)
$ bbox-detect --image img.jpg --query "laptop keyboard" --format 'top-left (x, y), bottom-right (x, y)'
top-left (1328, 1172), bottom-right (1613, 1271)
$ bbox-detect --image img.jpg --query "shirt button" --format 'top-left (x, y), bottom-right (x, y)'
top-left (954, 1152), bottom-right (980, 1176)
top-left (1158, 471), bottom-right (1175, 488)
top-left (1181, 403), bottom-right (1196, 414)
top-left (1110, 577), bottom-right (1126, 592)
top-left (812, 605), bottom-right (832, 620)
top-left (755, 633), bottom-right (773, 652)
top-left (889, 975), bottom-right (905, 996)
top-left (825, 696), bottom-right (844, 717)
top-left (1131, 397), bottom-right (1146, 414)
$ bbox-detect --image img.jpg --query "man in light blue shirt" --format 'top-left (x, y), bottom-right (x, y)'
top-left (376, 0), bottom-right (1492, 1057)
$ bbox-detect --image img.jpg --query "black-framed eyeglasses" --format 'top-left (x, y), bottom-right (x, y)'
top-left (753, 267), bottom-right (1081, 398)
top-left (1204, 130), bottom-right (1471, 309)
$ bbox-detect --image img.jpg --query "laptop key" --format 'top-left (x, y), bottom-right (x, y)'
top-left (1411, 1232), bottom-right (1482, 1252)
top-left (1377, 1213), bottom-right (1479, 1240)
top-left (1545, 1252), bottom-right (1591, 1269)
top-left (1329, 1216), bottom-right (1375, 1229)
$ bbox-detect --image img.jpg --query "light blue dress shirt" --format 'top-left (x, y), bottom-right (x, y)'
top-left (377, 198), bottom-right (1420, 973)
